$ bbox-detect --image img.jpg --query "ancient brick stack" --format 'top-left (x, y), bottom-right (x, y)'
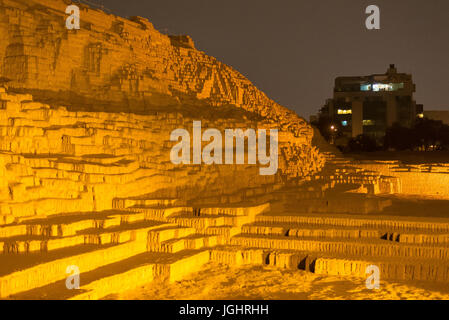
top-left (0, 0), bottom-right (326, 181)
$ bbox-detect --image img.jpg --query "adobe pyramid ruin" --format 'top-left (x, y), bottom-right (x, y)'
top-left (1, 0), bottom-right (449, 300)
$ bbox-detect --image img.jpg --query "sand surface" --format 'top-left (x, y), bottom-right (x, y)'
top-left (117, 263), bottom-right (449, 300)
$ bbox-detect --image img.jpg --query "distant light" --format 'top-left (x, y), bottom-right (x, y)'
top-left (342, 121), bottom-right (348, 126)
top-left (418, 113), bottom-right (424, 119)
top-left (337, 109), bottom-right (352, 115)
top-left (361, 83), bottom-right (403, 92)
top-left (361, 84), bottom-right (371, 91)
top-left (372, 83), bottom-right (393, 92)
top-left (330, 125), bottom-right (335, 130)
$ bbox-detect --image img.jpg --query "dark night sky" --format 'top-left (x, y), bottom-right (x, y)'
top-left (100, 0), bottom-right (449, 119)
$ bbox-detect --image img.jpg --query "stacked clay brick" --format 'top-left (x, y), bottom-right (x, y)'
top-left (0, 88), bottom-right (292, 223)
top-left (0, 0), bottom-right (325, 181)
top-left (4, 0), bottom-right (448, 300)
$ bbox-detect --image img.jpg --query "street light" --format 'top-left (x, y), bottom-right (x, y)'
top-left (330, 125), bottom-right (338, 144)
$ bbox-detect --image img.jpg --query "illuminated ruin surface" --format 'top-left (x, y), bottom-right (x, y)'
top-left (0, 0), bottom-right (449, 300)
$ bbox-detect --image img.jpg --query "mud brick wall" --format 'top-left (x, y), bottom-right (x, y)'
top-left (355, 161), bottom-right (449, 198)
top-left (0, 89), bottom-right (324, 222)
top-left (0, 0), bottom-right (326, 189)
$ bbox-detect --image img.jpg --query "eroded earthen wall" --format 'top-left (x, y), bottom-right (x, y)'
top-left (0, 0), bottom-right (326, 187)
top-left (0, 89), bottom-right (324, 223)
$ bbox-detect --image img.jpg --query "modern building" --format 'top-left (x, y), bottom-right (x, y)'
top-left (424, 111), bottom-right (449, 125)
top-left (320, 65), bottom-right (422, 142)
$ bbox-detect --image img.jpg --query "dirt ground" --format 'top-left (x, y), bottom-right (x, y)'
top-left (116, 262), bottom-right (449, 300)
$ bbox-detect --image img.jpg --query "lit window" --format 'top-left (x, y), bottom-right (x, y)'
top-left (361, 83), bottom-right (403, 92)
top-left (337, 109), bottom-right (352, 115)
top-left (391, 83), bottom-right (404, 91)
top-left (342, 121), bottom-right (348, 126)
top-left (361, 84), bottom-right (371, 91)
top-left (372, 83), bottom-right (393, 92)
top-left (363, 120), bottom-right (375, 126)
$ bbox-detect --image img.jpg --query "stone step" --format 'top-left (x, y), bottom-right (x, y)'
top-left (83, 221), bottom-right (169, 246)
top-left (314, 256), bottom-right (449, 282)
top-left (0, 240), bottom-right (146, 298)
top-left (397, 233), bottom-right (449, 245)
top-left (241, 222), bottom-right (449, 245)
top-left (191, 191), bottom-right (275, 207)
top-left (255, 213), bottom-right (449, 233)
top-left (0, 224), bottom-right (28, 239)
top-left (153, 234), bottom-right (223, 253)
top-left (0, 210), bottom-right (170, 240)
top-left (0, 215), bottom-right (102, 241)
top-left (1, 235), bottom-right (86, 254)
top-left (272, 190), bottom-right (324, 201)
top-left (8, 249), bottom-right (211, 300)
top-left (1, 221), bottom-right (169, 254)
top-left (195, 202), bottom-right (270, 217)
top-left (147, 226), bottom-right (197, 244)
top-left (281, 195), bottom-right (393, 214)
top-left (168, 213), bottom-right (254, 230)
top-left (210, 246), bottom-right (268, 266)
top-left (126, 206), bottom-right (192, 222)
top-left (203, 226), bottom-right (241, 238)
top-left (243, 223), bottom-right (379, 239)
top-left (210, 246), bottom-right (449, 283)
top-left (112, 197), bottom-right (182, 210)
top-left (230, 234), bottom-right (449, 260)
top-left (0, 205), bottom-right (254, 253)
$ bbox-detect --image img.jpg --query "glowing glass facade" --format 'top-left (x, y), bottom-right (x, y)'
top-left (320, 65), bottom-right (419, 142)
top-left (360, 83), bottom-right (404, 92)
